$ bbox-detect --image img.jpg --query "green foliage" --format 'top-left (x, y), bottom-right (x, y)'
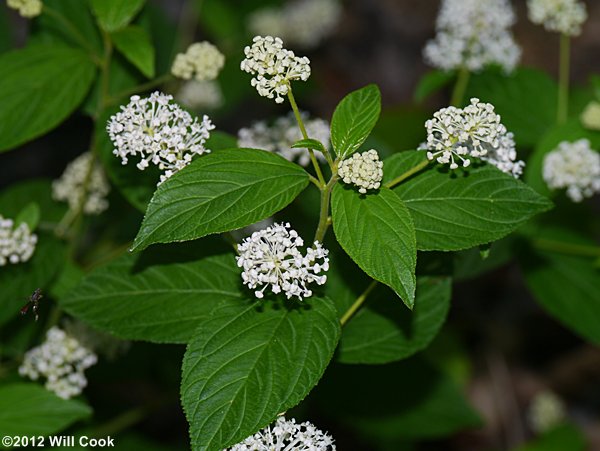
top-left (515, 424), bottom-right (586, 451)
top-left (181, 297), bottom-right (340, 450)
top-left (0, 383), bottom-right (91, 436)
top-left (90, 0), bottom-right (146, 32)
top-left (331, 185), bottom-right (417, 308)
top-left (0, 45), bottom-right (96, 152)
top-left (291, 138), bottom-right (327, 154)
top-left (330, 84), bottom-right (381, 158)
top-left (15, 203), bottom-right (41, 231)
top-left (385, 151), bottom-right (553, 251)
top-left (0, 179), bottom-right (67, 223)
top-left (338, 277), bottom-right (451, 364)
top-left (414, 70), bottom-right (456, 103)
top-left (132, 149), bottom-right (310, 251)
top-left (111, 25), bottom-right (155, 78)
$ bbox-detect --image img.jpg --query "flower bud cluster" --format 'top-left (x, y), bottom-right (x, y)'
top-left (338, 149), bottom-right (384, 194)
top-left (19, 327), bottom-right (98, 399)
top-left (543, 139), bottom-right (600, 202)
top-left (240, 36), bottom-right (311, 104)
top-left (0, 216), bottom-right (37, 266)
top-left (528, 391), bottom-right (566, 433)
top-left (7, 0), bottom-right (42, 18)
top-left (171, 41), bottom-right (225, 81)
top-left (248, 0), bottom-right (341, 50)
top-left (527, 0), bottom-right (587, 36)
top-left (107, 92), bottom-right (214, 185)
top-left (424, 98), bottom-right (524, 176)
top-left (424, 0), bottom-right (520, 73)
top-left (52, 152), bottom-right (110, 215)
top-left (238, 112), bottom-right (329, 167)
top-left (236, 222), bottom-right (329, 300)
top-left (228, 416), bottom-right (336, 450)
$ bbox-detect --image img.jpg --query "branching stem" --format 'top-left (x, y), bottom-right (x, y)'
top-left (384, 158), bottom-right (430, 189)
top-left (340, 280), bottom-right (378, 327)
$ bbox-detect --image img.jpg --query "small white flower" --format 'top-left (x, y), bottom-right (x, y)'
top-left (0, 216), bottom-right (37, 266)
top-left (236, 222), bottom-right (329, 300)
top-left (527, 0), bottom-right (587, 36)
top-left (19, 327), bottom-right (97, 399)
top-left (424, 0), bottom-right (520, 73)
top-left (238, 112), bottom-right (329, 167)
top-left (543, 139), bottom-right (600, 202)
top-left (227, 416), bottom-right (336, 450)
top-left (171, 41), bottom-right (225, 81)
top-left (424, 98), bottom-right (525, 176)
top-left (107, 92), bottom-right (215, 185)
top-left (52, 152), bottom-right (110, 215)
top-left (7, 0), bottom-right (42, 18)
top-left (580, 101), bottom-right (600, 131)
top-left (240, 36), bottom-right (311, 104)
top-left (528, 391), bottom-right (566, 433)
top-left (338, 149), bottom-right (383, 194)
top-left (176, 80), bottom-right (224, 110)
top-left (249, 0), bottom-right (341, 50)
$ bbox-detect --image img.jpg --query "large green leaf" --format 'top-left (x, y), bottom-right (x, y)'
top-left (385, 151), bottom-right (553, 251)
top-left (132, 148), bottom-right (310, 251)
top-left (331, 184), bottom-right (417, 308)
top-left (61, 251), bottom-right (240, 344)
top-left (111, 25), bottom-right (155, 78)
top-left (181, 296), bottom-right (340, 451)
top-left (330, 84), bottom-right (381, 158)
top-left (0, 45), bottom-right (96, 152)
top-left (515, 424), bottom-right (586, 451)
top-left (467, 67), bottom-right (557, 147)
top-left (338, 277), bottom-right (451, 364)
top-left (90, 0), bottom-right (146, 32)
top-left (0, 383), bottom-right (91, 436)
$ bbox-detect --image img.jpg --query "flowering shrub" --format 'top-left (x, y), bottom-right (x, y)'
top-left (0, 0), bottom-right (599, 450)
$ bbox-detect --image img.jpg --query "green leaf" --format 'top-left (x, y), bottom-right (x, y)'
top-left (338, 277), bottom-right (451, 364)
top-left (181, 296), bottom-right (341, 451)
top-left (515, 424), bottom-right (586, 451)
top-left (206, 131), bottom-right (238, 151)
top-left (414, 70), bottom-right (456, 103)
top-left (111, 25), bottom-right (155, 78)
top-left (521, 229), bottom-right (600, 344)
top-left (0, 179), bottom-right (67, 223)
top-left (291, 138), bottom-right (327, 154)
top-left (385, 151), bottom-right (553, 251)
top-left (15, 202), bottom-right (41, 231)
top-left (330, 84), bottom-right (381, 158)
top-left (0, 45), bottom-right (96, 152)
top-left (331, 184), bottom-right (417, 308)
top-left (61, 251), bottom-right (240, 344)
top-left (0, 235), bottom-right (65, 326)
top-left (132, 148), bottom-right (310, 251)
top-left (90, 0), bottom-right (146, 32)
top-left (0, 5), bottom-right (13, 54)
top-left (467, 67), bottom-right (557, 147)
top-left (0, 383), bottom-right (91, 436)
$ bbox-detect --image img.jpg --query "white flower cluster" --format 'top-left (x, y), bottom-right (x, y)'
top-left (171, 41), bottom-right (225, 81)
top-left (176, 80), bottom-right (223, 111)
top-left (543, 139), bottom-right (600, 202)
top-left (424, 98), bottom-right (525, 177)
top-left (52, 152), bottom-right (110, 215)
top-left (528, 391), bottom-right (566, 433)
top-left (228, 416), bottom-right (336, 450)
top-left (7, 0), bottom-right (42, 18)
top-left (240, 36), bottom-right (311, 104)
top-left (236, 222), bottom-right (329, 300)
top-left (338, 149), bottom-right (384, 194)
top-left (248, 0), bottom-right (341, 50)
top-left (581, 101), bottom-right (600, 131)
top-left (424, 0), bottom-right (521, 73)
top-left (527, 0), bottom-right (587, 36)
top-left (0, 216), bottom-right (37, 266)
top-left (107, 92), bottom-right (214, 185)
top-left (19, 327), bottom-right (97, 399)
top-left (238, 112), bottom-right (329, 167)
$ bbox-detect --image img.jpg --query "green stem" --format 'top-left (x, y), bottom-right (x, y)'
top-left (384, 158), bottom-right (430, 189)
top-left (340, 280), bottom-right (378, 327)
top-left (451, 67), bottom-right (470, 107)
top-left (533, 238), bottom-right (600, 258)
top-left (314, 175), bottom-right (338, 243)
top-left (557, 33), bottom-right (570, 124)
top-left (287, 89), bottom-right (326, 187)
